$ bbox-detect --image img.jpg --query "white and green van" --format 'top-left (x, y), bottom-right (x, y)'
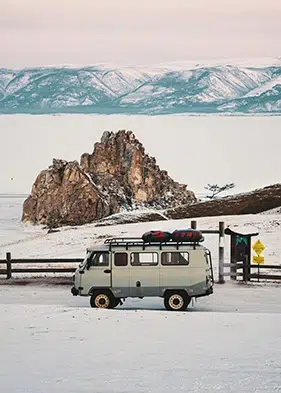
top-left (71, 237), bottom-right (214, 311)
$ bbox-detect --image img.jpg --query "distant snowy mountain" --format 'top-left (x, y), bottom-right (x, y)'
top-left (1, 58), bottom-right (281, 114)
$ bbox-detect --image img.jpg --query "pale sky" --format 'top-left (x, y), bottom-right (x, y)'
top-left (1, 0), bottom-right (281, 68)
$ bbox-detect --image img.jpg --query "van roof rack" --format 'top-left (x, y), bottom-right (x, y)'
top-left (104, 237), bottom-right (201, 250)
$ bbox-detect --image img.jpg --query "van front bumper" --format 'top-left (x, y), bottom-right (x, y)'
top-left (71, 286), bottom-right (79, 296)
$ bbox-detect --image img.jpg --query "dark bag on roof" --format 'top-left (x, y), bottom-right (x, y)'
top-left (171, 229), bottom-right (204, 242)
top-left (142, 231), bottom-right (172, 243)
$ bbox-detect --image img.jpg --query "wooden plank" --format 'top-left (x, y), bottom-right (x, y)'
top-left (223, 263), bottom-right (244, 268)
top-left (250, 265), bottom-right (281, 270)
top-left (250, 274), bottom-right (281, 280)
top-left (7, 259), bottom-right (83, 264)
top-left (201, 230), bottom-right (220, 234)
top-left (223, 272), bottom-right (244, 277)
top-left (11, 267), bottom-right (76, 273)
top-left (6, 252), bottom-right (11, 279)
top-left (218, 221), bottom-right (225, 284)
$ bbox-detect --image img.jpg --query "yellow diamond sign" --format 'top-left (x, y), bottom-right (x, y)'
top-left (253, 256), bottom-right (264, 264)
top-left (252, 239), bottom-right (265, 256)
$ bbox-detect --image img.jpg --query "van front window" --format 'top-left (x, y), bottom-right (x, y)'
top-left (88, 252), bottom-right (109, 267)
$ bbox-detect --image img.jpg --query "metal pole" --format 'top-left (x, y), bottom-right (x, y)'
top-left (218, 221), bottom-right (225, 284)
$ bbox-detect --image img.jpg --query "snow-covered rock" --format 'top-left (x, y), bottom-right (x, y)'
top-left (22, 130), bottom-right (195, 227)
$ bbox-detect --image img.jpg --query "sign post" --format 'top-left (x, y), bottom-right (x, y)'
top-left (252, 239), bottom-right (265, 282)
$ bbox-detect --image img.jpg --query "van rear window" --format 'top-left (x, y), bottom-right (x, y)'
top-left (161, 252), bottom-right (189, 265)
top-left (131, 252), bottom-right (158, 266)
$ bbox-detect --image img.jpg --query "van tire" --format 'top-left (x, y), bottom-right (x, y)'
top-left (164, 291), bottom-right (190, 311)
top-left (90, 291), bottom-right (115, 309)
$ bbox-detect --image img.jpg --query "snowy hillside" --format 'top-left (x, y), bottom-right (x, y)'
top-left (1, 58), bottom-right (281, 114)
top-left (1, 196), bottom-right (281, 280)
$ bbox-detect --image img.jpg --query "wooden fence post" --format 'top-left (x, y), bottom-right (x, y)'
top-left (230, 235), bottom-right (237, 280)
top-left (218, 222), bottom-right (225, 284)
top-left (191, 220), bottom-right (197, 229)
top-left (6, 252), bottom-right (12, 279)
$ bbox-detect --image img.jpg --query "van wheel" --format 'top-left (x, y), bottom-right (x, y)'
top-left (164, 292), bottom-right (190, 311)
top-left (90, 291), bottom-right (114, 309)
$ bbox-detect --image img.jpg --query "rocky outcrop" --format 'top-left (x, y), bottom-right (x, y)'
top-left (165, 184), bottom-right (281, 219)
top-left (22, 159), bottom-right (113, 227)
top-left (22, 130), bottom-right (196, 227)
top-left (80, 130), bottom-right (194, 207)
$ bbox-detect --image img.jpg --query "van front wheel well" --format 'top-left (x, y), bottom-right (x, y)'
top-left (89, 288), bottom-right (120, 309)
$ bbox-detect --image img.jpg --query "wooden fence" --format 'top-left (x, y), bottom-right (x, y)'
top-left (223, 261), bottom-right (281, 282)
top-left (0, 220), bottom-right (222, 281)
top-left (1, 220), bottom-right (280, 283)
top-left (0, 252), bottom-right (82, 279)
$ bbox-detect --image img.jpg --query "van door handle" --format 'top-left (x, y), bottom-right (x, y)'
top-left (104, 269), bottom-right (111, 273)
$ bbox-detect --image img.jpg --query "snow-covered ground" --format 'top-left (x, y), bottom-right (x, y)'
top-left (1, 283), bottom-right (281, 393)
top-left (1, 198), bottom-right (281, 392)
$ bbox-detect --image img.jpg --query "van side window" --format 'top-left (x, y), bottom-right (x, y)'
top-left (131, 252), bottom-right (158, 266)
top-left (114, 253), bottom-right (128, 266)
top-left (88, 252), bottom-right (109, 267)
top-left (161, 252), bottom-right (189, 265)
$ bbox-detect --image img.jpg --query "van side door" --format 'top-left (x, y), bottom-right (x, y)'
top-left (129, 252), bottom-right (160, 297)
top-left (111, 252), bottom-right (130, 297)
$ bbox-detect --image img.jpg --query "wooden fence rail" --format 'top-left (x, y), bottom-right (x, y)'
top-left (0, 221), bottom-right (224, 281)
top-left (0, 252), bottom-right (83, 279)
top-left (223, 261), bottom-right (281, 282)
top-left (1, 219), bottom-right (280, 283)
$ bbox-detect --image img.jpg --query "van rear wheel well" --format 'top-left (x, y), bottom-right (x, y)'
top-left (163, 289), bottom-right (189, 298)
top-left (163, 290), bottom-right (191, 311)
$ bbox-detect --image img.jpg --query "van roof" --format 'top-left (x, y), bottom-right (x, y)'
top-left (87, 244), bottom-right (109, 252)
top-left (87, 237), bottom-right (206, 252)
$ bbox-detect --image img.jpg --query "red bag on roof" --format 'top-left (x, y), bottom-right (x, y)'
top-left (172, 229), bottom-right (204, 242)
top-left (142, 231), bottom-right (172, 243)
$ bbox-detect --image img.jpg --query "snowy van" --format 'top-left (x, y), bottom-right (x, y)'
top-left (71, 237), bottom-right (214, 311)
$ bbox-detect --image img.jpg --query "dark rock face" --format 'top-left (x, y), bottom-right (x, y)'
top-left (22, 130), bottom-right (196, 227)
top-left (165, 184), bottom-right (281, 220)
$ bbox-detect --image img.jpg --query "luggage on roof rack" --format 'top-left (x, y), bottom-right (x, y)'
top-left (172, 229), bottom-right (204, 243)
top-left (142, 231), bottom-right (172, 243)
